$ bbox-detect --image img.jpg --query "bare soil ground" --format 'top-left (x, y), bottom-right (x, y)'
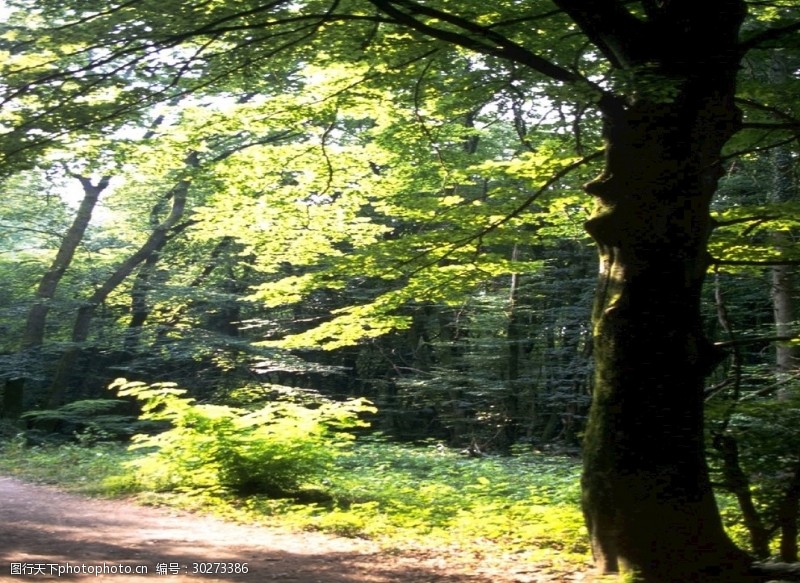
top-left (0, 476), bottom-right (586, 582)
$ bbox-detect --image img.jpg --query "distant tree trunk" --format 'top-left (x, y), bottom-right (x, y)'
top-left (581, 71), bottom-right (753, 583)
top-left (437, 309), bottom-right (468, 444)
top-left (766, 55), bottom-right (798, 562)
top-left (149, 236), bottom-right (238, 347)
top-left (122, 251), bottom-right (162, 356)
top-left (769, 146), bottom-right (798, 398)
top-left (503, 245), bottom-right (524, 446)
top-left (713, 433), bottom-right (772, 559)
top-left (1, 378), bottom-right (25, 420)
top-left (778, 461), bottom-right (800, 563)
top-left (2, 174), bottom-right (109, 419)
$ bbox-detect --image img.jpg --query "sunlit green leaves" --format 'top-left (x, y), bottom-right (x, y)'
top-left (710, 201), bottom-right (800, 267)
top-left (112, 377), bottom-right (376, 495)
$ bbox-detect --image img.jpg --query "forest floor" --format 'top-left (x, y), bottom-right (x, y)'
top-left (0, 475), bottom-right (588, 583)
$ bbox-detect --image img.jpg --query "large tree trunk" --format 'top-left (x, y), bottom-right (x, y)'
top-left (354, 3), bottom-right (759, 574)
top-left (580, 88), bottom-right (753, 580)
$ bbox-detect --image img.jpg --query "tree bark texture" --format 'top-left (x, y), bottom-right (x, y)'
top-left (580, 44), bottom-right (754, 579)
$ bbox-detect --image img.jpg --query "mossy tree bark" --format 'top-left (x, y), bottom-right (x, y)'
top-left (581, 103), bottom-right (752, 581)
top-left (567, 3), bottom-right (762, 578)
top-left (579, 36), bottom-right (756, 583)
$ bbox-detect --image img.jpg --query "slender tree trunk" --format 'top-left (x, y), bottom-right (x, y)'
top-left (47, 155), bottom-right (196, 406)
top-left (713, 434), bottom-right (772, 559)
top-left (2, 175), bottom-right (109, 419)
top-left (1, 378), bottom-right (25, 420)
top-left (767, 50), bottom-right (798, 387)
top-left (150, 236), bottom-right (235, 346)
top-left (769, 146), bottom-right (798, 398)
top-left (778, 461), bottom-right (800, 563)
top-left (122, 246), bottom-right (166, 355)
top-left (581, 88), bottom-right (752, 580)
top-left (503, 245), bottom-right (524, 445)
top-left (23, 175), bottom-right (110, 347)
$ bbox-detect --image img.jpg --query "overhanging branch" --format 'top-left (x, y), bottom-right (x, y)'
top-left (551, 0), bottom-right (650, 68)
top-left (402, 149), bottom-right (603, 276)
top-left (740, 20), bottom-right (800, 52)
top-left (365, 0), bottom-right (584, 84)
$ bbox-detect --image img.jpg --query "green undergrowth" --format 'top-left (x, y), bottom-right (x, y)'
top-left (0, 378), bottom-right (589, 571)
top-left (0, 433), bottom-right (590, 570)
top-left (324, 439), bottom-right (587, 561)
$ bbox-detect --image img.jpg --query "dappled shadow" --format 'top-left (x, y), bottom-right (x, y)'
top-left (0, 477), bottom-right (492, 582)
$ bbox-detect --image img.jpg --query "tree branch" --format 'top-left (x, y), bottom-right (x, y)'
top-left (210, 130), bottom-right (301, 163)
top-left (737, 97), bottom-right (800, 126)
top-left (403, 150), bottom-right (603, 276)
top-left (0, 222), bottom-right (65, 239)
top-left (722, 134), bottom-right (800, 161)
top-left (741, 121), bottom-right (800, 131)
top-left (714, 334), bottom-right (800, 348)
top-left (366, 0), bottom-right (584, 84)
top-left (740, 20), bottom-right (800, 52)
top-left (712, 215), bottom-right (781, 228)
top-left (551, 0), bottom-right (650, 68)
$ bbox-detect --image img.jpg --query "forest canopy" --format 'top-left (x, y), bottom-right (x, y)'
top-left (1, 1), bottom-right (799, 581)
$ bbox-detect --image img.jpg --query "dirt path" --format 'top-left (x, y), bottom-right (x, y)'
top-left (0, 476), bottom-right (582, 582)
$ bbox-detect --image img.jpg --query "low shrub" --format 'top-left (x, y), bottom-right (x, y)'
top-left (111, 378), bottom-right (375, 497)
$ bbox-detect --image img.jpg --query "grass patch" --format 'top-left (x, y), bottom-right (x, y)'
top-left (0, 434), bottom-right (590, 572)
top-left (0, 436), bottom-right (139, 496)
